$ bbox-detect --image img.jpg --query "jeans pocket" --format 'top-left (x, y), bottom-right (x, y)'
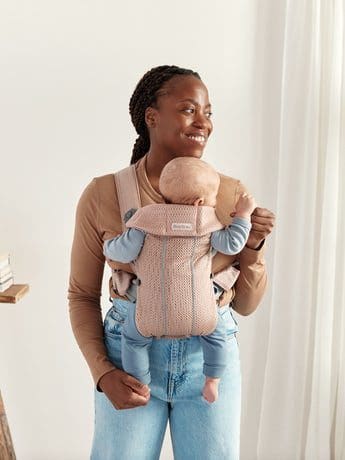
top-left (104, 304), bottom-right (127, 337)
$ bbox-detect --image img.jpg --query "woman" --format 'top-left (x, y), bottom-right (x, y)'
top-left (68, 65), bottom-right (275, 459)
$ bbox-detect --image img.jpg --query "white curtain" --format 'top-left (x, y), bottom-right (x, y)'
top-left (241, 0), bottom-right (345, 458)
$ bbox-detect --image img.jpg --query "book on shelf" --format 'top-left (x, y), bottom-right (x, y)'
top-left (0, 252), bottom-right (10, 270)
top-left (0, 277), bottom-right (14, 292)
top-left (0, 252), bottom-right (14, 292)
top-left (0, 264), bottom-right (12, 279)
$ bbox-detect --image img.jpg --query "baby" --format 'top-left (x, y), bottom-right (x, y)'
top-left (103, 157), bottom-right (256, 403)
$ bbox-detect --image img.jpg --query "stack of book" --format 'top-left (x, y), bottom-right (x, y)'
top-left (0, 253), bottom-right (14, 292)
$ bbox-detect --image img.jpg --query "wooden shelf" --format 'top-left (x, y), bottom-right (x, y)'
top-left (0, 284), bottom-right (29, 303)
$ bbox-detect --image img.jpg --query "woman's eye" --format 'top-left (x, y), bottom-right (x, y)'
top-left (183, 108), bottom-right (213, 118)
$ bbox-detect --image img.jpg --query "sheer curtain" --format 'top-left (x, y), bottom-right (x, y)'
top-left (241, 0), bottom-right (344, 458)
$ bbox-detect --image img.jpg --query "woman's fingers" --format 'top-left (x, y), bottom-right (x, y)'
top-left (114, 391), bottom-right (150, 410)
top-left (125, 392), bottom-right (151, 409)
top-left (125, 374), bottom-right (150, 396)
top-left (251, 217), bottom-right (275, 230)
top-left (99, 368), bottom-right (151, 410)
top-left (113, 383), bottom-right (150, 410)
top-left (252, 207), bottom-right (276, 220)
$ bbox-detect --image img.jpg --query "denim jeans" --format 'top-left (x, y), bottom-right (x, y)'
top-left (90, 298), bottom-right (242, 460)
top-left (121, 300), bottom-right (238, 385)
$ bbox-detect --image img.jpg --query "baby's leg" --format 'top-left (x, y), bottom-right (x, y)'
top-left (122, 302), bottom-right (153, 384)
top-left (199, 311), bottom-right (229, 403)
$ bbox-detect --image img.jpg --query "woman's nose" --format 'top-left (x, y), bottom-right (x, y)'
top-left (193, 111), bottom-right (211, 129)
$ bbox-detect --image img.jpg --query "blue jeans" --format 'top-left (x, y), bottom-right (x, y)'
top-left (91, 298), bottom-right (242, 460)
top-left (121, 301), bottom-right (238, 384)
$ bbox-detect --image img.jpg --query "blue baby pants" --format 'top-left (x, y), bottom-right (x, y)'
top-left (91, 297), bottom-right (241, 460)
top-left (121, 301), bottom-right (236, 384)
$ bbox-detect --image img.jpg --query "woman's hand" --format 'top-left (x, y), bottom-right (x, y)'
top-left (98, 368), bottom-right (151, 410)
top-left (231, 206), bottom-right (275, 249)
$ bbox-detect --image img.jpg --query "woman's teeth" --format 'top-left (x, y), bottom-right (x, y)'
top-left (186, 134), bottom-right (206, 143)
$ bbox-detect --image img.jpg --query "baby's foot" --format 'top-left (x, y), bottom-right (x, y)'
top-left (202, 377), bottom-right (220, 403)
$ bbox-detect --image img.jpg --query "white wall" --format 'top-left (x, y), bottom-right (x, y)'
top-left (0, 1), bottom-right (278, 458)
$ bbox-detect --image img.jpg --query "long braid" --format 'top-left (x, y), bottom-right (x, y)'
top-left (129, 65), bottom-right (201, 165)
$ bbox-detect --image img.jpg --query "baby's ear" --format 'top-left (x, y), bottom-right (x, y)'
top-left (193, 197), bottom-right (204, 206)
top-left (124, 208), bottom-right (138, 223)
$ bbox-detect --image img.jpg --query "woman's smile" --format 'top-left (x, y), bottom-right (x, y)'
top-left (183, 133), bottom-right (207, 145)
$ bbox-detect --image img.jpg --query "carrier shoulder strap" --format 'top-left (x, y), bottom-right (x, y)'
top-left (110, 164), bottom-right (141, 295)
top-left (114, 164), bottom-right (141, 231)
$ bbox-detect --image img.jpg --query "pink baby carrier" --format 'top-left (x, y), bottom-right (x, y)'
top-left (111, 164), bottom-right (240, 339)
top-left (126, 203), bottom-right (225, 338)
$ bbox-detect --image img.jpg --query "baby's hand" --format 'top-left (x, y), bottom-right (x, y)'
top-left (233, 193), bottom-right (257, 219)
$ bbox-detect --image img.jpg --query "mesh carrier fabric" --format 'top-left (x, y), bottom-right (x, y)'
top-left (125, 204), bottom-right (225, 338)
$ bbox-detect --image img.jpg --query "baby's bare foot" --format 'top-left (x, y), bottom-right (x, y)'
top-left (202, 377), bottom-right (220, 403)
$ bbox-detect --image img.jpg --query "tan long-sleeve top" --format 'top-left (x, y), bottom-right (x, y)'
top-left (67, 153), bottom-right (268, 391)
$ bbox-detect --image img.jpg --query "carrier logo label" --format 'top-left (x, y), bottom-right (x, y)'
top-left (171, 222), bottom-right (193, 231)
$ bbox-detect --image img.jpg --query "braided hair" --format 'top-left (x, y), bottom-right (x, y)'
top-left (129, 65), bottom-right (201, 165)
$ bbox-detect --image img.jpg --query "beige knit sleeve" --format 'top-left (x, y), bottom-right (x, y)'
top-left (67, 177), bottom-right (117, 391)
top-left (231, 180), bottom-right (268, 315)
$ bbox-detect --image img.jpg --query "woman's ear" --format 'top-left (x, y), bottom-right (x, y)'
top-left (145, 106), bottom-right (157, 128)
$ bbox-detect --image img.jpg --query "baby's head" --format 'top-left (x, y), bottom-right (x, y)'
top-left (159, 157), bottom-right (220, 207)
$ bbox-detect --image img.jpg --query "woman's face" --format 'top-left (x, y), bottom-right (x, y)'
top-left (145, 75), bottom-right (213, 159)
